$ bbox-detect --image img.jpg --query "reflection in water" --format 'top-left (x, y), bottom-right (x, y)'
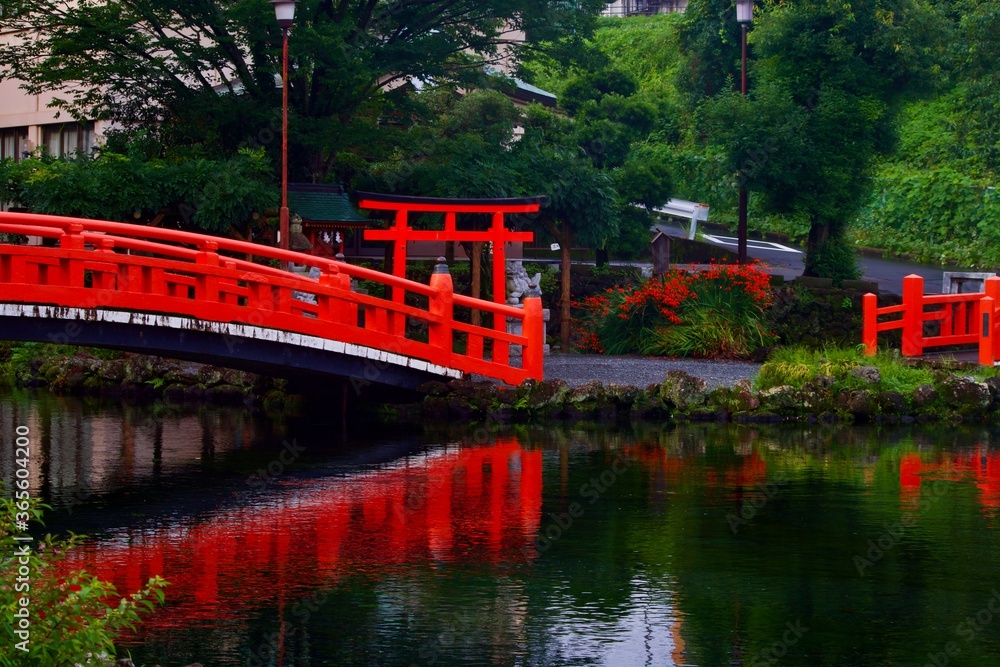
top-left (62, 440), bottom-right (544, 629)
top-left (6, 392), bottom-right (1000, 666)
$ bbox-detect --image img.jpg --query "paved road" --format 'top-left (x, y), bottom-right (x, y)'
top-left (653, 221), bottom-right (967, 295)
top-left (545, 354), bottom-right (760, 389)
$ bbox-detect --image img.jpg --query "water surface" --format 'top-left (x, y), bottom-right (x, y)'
top-left (3, 391), bottom-right (1000, 666)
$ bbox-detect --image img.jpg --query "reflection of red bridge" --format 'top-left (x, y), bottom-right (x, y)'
top-left (62, 440), bottom-right (542, 630)
top-left (0, 212), bottom-right (544, 387)
top-left (899, 449), bottom-right (1000, 509)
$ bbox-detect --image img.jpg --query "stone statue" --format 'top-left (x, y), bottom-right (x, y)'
top-left (505, 260), bottom-right (542, 303)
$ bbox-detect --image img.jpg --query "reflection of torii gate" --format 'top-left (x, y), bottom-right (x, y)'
top-left (358, 192), bottom-right (544, 309)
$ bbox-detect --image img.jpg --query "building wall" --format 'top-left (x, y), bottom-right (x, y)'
top-left (0, 28), bottom-right (108, 160)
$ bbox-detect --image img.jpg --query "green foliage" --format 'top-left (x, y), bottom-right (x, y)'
top-left (0, 493), bottom-right (167, 666)
top-left (647, 279), bottom-right (775, 358)
top-left (0, 148), bottom-right (276, 233)
top-left (753, 346), bottom-right (963, 395)
top-left (803, 238), bottom-right (861, 285)
top-left (0, 0), bottom-right (607, 182)
top-left (680, 0), bottom-right (933, 276)
top-left (851, 91), bottom-right (999, 266)
top-left (577, 264), bottom-right (775, 358)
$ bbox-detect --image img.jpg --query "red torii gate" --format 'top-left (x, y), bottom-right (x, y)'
top-left (358, 192), bottom-right (544, 307)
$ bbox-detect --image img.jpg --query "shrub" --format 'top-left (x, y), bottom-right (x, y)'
top-left (0, 493), bottom-right (167, 666)
top-left (575, 263), bottom-right (775, 358)
top-left (803, 237), bottom-right (861, 284)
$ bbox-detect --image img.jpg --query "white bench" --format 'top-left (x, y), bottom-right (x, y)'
top-left (654, 199), bottom-right (710, 240)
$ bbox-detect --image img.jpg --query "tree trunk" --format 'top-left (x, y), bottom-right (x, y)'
top-left (595, 247), bottom-right (609, 268)
top-left (802, 221), bottom-right (829, 277)
top-left (560, 233), bottom-right (572, 352)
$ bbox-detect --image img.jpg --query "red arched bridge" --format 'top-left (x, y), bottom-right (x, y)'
top-left (0, 212), bottom-right (544, 389)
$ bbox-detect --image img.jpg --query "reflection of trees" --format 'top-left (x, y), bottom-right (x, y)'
top-left (616, 424), bottom-right (1000, 666)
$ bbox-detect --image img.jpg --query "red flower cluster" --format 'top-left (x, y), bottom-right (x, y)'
top-left (699, 262), bottom-right (774, 306)
top-left (571, 263), bottom-right (775, 354)
top-left (619, 272), bottom-right (693, 324)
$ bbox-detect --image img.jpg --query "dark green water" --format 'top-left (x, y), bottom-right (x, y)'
top-left (4, 390), bottom-right (1000, 667)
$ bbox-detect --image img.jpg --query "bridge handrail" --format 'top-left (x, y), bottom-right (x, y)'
top-left (0, 212), bottom-right (440, 297)
top-left (0, 212), bottom-right (543, 384)
top-left (862, 273), bottom-right (1000, 366)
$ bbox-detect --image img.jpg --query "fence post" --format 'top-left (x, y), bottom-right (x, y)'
top-left (523, 283), bottom-right (544, 381)
top-left (428, 257), bottom-right (454, 368)
top-left (60, 222), bottom-right (86, 288)
top-left (981, 296), bottom-right (995, 367)
top-left (195, 240), bottom-right (220, 304)
top-left (901, 274), bottom-right (924, 357)
top-left (862, 293), bottom-right (878, 356)
top-left (986, 277), bottom-right (1000, 361)
top-left (318, 263), bottom-right (340, 323)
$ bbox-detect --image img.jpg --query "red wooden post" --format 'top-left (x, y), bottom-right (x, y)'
top-left (491, 211), bottom-right (506, 306)
top-left (987, 277), bottom-right (1000, 361)
top-left (862, 292), bottom-right (878, 356)
top-left (901, 274), bottom-right (924, 357)
top-left (195, 240), bottom-right (220, 303)
top-left (428, 257), bottom-right (454, 367)
top-left (95, 238), bottom-right (117, 289)
top-left (318, 264), bottom-right (340, 322)
top-left (981, 296), bottom-right (995, 367)
top-left (61, 222), bottom-right (85, 288)
top-left (335, 253), bottom-right (358, 327)
top-left (59, 223), bottom-right (85, 250)
top-left (392, 209), bottom-right (408, 279)
top-left (522, 285), bottom-right (544, 380)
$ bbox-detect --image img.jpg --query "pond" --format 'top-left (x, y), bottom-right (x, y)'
top-left (4, 390), bottom-right (1000, 666)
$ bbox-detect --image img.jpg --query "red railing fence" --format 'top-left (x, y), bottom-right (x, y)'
top-left (0, 212), bottom-right (544, 385)
top-left (862, 274), bottom-right (1000, 365)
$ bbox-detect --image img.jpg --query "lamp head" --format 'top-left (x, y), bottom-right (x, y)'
top-left (271, 0), bottom-right (298, 29)
top-left (736, 0), bottom-right (753, 24)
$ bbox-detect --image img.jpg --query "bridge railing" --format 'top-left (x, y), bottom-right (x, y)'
top-left (862, 274), bottom-right (1000, 366)
top-left (0, 212), bottom-right (544, 385)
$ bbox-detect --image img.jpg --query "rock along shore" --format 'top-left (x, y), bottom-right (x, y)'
top-left (378, 368), bottom-right (1000, 426)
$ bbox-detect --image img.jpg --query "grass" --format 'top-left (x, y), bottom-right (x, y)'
top-left (752, 346), bottom-right (1000, 394)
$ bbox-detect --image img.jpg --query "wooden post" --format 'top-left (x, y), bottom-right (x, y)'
top-left (986, 277), bottom-right (1000, 361)
top-left (522, 284), bottom-right (544, 380)
top-left (862, 292), bottom-right (878, 356)
top-left (195, 240), bottom-right (220, 303)
top-left (428, 257), bottom-right (454, 367)
top-left (981, 296), bottom-right (995, 367)
top-left (492, 212), bottom-right (506, 305)
top-left (471, 241), bottom-right (482, 327)
top-left (392, 210), bottom-right (407, 279)
top-left (901, 274), bottom-right (924, 357)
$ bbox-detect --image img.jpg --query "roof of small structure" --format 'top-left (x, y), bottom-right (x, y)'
top-left (288, 184), bottom-right (367, 223)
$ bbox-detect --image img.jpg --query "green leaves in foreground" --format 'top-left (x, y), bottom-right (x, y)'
top-left (0, 493), bottom-right (167, 666)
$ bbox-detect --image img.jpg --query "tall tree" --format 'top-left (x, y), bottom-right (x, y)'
top-left (681, 0), bottom-right (932, 279)
top-left (0, 0), bottom-right (606, 180)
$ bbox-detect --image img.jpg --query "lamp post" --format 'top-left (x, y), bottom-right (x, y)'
top-left (271, 0), bottom-right (298, 268)
top-left (736, 0), bottom-right (752, 265)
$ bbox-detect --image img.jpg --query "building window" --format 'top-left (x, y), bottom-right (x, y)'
top-left (41, 121), bottom-right (96, 157)
top-left (0, 127), bottom-right (28, 162)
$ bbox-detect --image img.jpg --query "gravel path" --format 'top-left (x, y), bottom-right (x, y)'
top-left (544, 354), bottom-right (760, 389)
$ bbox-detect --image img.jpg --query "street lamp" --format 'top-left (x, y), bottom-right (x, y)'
top-left (271, 0), bottom-right (298, 266)
top-left (736, 0), bottom-right (752, 265)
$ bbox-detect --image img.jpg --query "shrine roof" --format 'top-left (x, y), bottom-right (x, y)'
top-left (289, 184), bottom-right (368, 223)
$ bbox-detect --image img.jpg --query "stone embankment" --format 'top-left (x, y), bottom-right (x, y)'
top-left (379, 368), bottom-right (1000, 425)
top-left (7, 349), bottom-right (295, 411)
